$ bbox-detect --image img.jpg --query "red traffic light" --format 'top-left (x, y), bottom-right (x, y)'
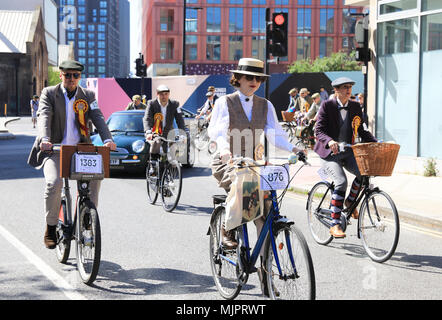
top-left (274, 14), bottom-right (285, 25)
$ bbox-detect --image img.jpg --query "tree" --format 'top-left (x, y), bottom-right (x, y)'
top-left (48, 66), bottom-right (60, 86)
top-left (287, 51), bottom-right (361, 73)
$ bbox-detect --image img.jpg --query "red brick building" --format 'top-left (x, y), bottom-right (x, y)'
top-left (142, 0), bottom-right (364, 76)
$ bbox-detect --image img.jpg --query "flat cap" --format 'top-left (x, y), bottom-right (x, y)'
top-left (331, 77), bottom-right (355, 87)
top-left (59, 60), bottom-right (84, 71)
top-left (156, 84), bottom-right (170, 92)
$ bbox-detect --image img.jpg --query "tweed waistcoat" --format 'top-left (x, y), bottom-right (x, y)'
top-left (225, 92), bottom-right (267, 158)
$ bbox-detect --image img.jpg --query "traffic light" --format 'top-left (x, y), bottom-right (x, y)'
top-left (354, 18), bottom-right (370, 62)
top-left (135, 53), bottom-right (147, 77)
top-left (271, 12), bottom-right (288, 57)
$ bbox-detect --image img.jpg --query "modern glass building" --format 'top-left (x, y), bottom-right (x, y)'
top-left (348, 0), bottom-right (442, 159)
top-left (57, 0), bottom-right (129, 78)
top-left (141, 0), bottom-right (364, 76)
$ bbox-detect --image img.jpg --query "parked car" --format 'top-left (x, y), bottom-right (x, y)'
top-left (91, 109), bottom-right (195, 173)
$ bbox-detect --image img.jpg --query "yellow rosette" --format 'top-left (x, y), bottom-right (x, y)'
top-left (153, 112), bottom-right (163, 135)
top-left (352, 116), bottom-right (361, 144)
top-left (73, 99), bottom-right (89, 137)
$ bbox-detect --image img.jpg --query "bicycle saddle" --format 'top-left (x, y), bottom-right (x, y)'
top-left (212, 195), bottom-right (227, 204)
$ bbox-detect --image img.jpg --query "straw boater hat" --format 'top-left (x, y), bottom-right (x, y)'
top-left (230, 58), bottom-right (269, 77)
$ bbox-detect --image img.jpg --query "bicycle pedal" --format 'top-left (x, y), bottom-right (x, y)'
top-left (248, 266), bottom-right (258, 274)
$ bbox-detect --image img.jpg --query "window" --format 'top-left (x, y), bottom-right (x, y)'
top-left (207, 0), bottom-right (221, 3)
top-left (88, 58), bottom-right (95, 64)
top-left (98, 49), bottom-right (106, 57)
top-left (320, 0), bottom-right (334, 5)
top-left (78, 49), bottom-right (86, 57)
top-left (380, 0), bottom-right (417, 14)
top-left (273, 0), bottom-right (288, 4)
top-left (297, 36), bottom-right (311, 60)
top-left (88, 66), bottom-right (95, 73)
top-left (252, 0), bottom-right (266, 4)
top-left (98, 33), bottom-right (105, 40)
top-left (98, 66), bottom-right (106, 73)
top-left (100, 17), bottom-right (107, 23)
top-left (88, 49), bottom-right (95, 56)
top-left (229, 0), bottom-right (243, 3)
top-left (252, 8), bottom-right (266, 33)
top-left (422, 0), bottom-right (442, 11)
top-left (206, 7), bottom-right (221, 32)
top-left (319, 37), bottom-right (333, 57)
top-left (185, 35), bottom-right (198, 60)
top-left (342, 8), bottom-right (357, 34)
top-left (229, 35), bottom-right (243, 60)
top-left (78, 41), bottom-right (85, 48)
top-left (252, 35), bottom-right (266, 60)
top-left (67, 32), bottom-right (75, 40)
top-left (88, 25), bottom-right (95, 32)
top-left (320, 9), bottom-right (334, 33)
top-left (100, 1), bottom-right (107, 8)
top-left (160, 38), bottom-right (174, 60)
top-left (298, 8), bottom-right (312, 33)
top-left (298, 0), bottom-right (311, 4)
top-left (229, 8), bottom-right (243, 32)
top-left (206, 35), bottom-right (221, 60)
top-left (88, 33), bottom-right (95, 40)
top-left (88, 41), bottom-right (95, 48)
top-left (186, 8), bottom-right (198, 32)
top-left (100, 9), bottom-right (107, 17)
top-left (98, 41), bottom-right (106, 48)
top-left (98, 24), bottom-right (106, 32)
top-left (160, 9), bottom-right (174, 32)
top-left (78, 32), bottom-right (85, 40)
top-left (78, 15), bottom-right (85, 23)
top-left (98, 57), bottom-right (106, 65)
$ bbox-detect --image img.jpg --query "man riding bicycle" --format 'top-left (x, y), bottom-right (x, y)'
top-left (314, 77), bottom-right (377, 238)
top-left (27, 60), bottom-right (116, 249)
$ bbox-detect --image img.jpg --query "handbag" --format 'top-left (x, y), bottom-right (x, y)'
top-left (224, 166), bottom-right (264, 231)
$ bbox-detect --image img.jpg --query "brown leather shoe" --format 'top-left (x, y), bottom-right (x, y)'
top-left (221, 225), bottom-right (238, 249)
top-left (44, 224), bottom-right (57, 249)
top-left (345, 199), bottom-right (359, 219)
top-left (329, 225), bottom-right (346, 238)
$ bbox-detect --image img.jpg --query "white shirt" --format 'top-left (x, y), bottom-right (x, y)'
top-left (157, 98), bottom-right (168, 128)
top-left (208, 90), bottom-right (295, 153)
top-left (61, 87), bottom-right (81, 145)
top-left (336, 96), bottom-right (349, 120)
top-left (200, 98), bottom-right (214, 115)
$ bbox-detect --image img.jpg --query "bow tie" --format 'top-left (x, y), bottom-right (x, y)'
top-left (338, 106), bottom-right (348, 111)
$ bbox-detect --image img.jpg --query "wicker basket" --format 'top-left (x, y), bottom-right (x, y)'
top-left (351, 142), bottom-right (400, 176)
top-left (281, 111), bottom-right (295, 122)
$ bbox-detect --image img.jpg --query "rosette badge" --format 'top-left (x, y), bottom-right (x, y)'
top-left (73, 99), bottom-right (89, 136)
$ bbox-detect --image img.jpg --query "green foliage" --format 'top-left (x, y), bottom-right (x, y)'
top-left (287, 51), bottom-right (362, 73)
top-left (423, 158), bottom-right (439, 177)
top-left (48, 66), bottom-right (60, 87)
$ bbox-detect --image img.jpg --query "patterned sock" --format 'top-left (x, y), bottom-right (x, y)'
top-left (330, 190), bottom-right (345, 226)
top-left (347, 178), bottom-right (361, 203)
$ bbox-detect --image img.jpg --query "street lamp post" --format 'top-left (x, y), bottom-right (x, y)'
top-left (182, 2), bottom-right (202, 76)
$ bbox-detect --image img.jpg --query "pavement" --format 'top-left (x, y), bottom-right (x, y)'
top-left (2, 116), bottom-right (442, 235)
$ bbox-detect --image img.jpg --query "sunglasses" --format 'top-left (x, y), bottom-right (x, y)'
top-left (244, 75), bottom-right (265, 82)
top-left (340, 85), bottom-right (353, 90)
top-left (62, 72), bottom-right (81, 79)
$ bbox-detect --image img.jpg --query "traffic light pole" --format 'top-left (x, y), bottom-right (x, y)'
top-left (264, 8), bottom-right (271, 162)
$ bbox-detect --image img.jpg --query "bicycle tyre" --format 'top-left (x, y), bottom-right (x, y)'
top-left (194, 128), bottom-right (210, 151)
top-left (146, 161), bottom-right (159, 204)
top-left (55, 199), bottom-right (71, 264)
top-left (209, 206), bottom-right (242, 300)
top-left (76, 200), bottom-right (101, 285)
top-left (264, 223), bottom-right (315, 300)
top-left (161, 161), bottom-right (182, 212)
top-left (306, 182), bottom-right (334, 245)
top-left (359, 190), bottom-right (400, 263)
top-left (282, 124), bottom-right (297, 144)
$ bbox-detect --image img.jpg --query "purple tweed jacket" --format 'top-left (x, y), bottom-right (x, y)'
top-left (313, 98), bottom-right (377, 159)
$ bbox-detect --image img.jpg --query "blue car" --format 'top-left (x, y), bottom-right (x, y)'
top-left (91, 109), bottom-right (195, 173)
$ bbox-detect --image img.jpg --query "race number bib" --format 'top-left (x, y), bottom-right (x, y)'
top-left (260, 165), bottom-right (289, 191)
top-left (75, 153), bottom-right (103, 174)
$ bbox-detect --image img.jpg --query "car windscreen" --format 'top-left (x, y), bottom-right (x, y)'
top-left (107, 114), bottom-right (144, 132)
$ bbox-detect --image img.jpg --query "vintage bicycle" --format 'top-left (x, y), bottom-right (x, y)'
top-left (306, 142), bottom-right (400, 263)
top-left (208, 153), bottom-right (315, 300)
top-left (54, 143), bottom-right (109, 284)
top-left (146, 135), bottom-right (184, 212)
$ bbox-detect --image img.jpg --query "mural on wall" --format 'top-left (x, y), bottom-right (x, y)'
top-left (85, 71), bottom-right (363, 120)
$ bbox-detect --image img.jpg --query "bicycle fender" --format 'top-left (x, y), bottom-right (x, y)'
top-left (206, 205), bottom-right (225, 235)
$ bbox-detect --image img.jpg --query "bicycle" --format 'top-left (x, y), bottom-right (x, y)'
top-left (208, 153), bottom-right (315, 300)
top-left (53, 143), bottom-right (110, 284)
top-left (281, 111), bottom-right (315, 149)
top-left (306, 143), bottom-right (400, 263)
top-left (145, 135), bottom-right (183, 212)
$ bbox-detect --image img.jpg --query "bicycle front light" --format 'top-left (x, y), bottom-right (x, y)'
top-left (132, 140), bottom-right (145, 153)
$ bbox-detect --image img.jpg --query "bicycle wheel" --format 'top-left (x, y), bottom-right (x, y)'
top-left (76, 200), bottom-right (101, 285)
top-left (306, 182), bottom-right (334, 245)
top-left (161, 161), bottom-right (182, 212)
top-left (282, 124), bottom-right (297, 144)
top-left (264, 223), bottom-right (315, 300)
top-left (194, 128), bottom-right (210, 151)
top-left (55, 199), bottom-right (71, 264)
top-left (359, 190), bottom-right (400, 263)
top-left (146, 161), bottom-right (159, 204)
top-left (209, 206), bottom-right (242, 300)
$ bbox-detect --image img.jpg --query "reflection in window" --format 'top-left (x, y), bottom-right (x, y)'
top-left (252, 8), bottom-right (266, 33)
top-left (297, 8), bottom-right (311, 33)
top-left (320, 9), bottom-right (334, 33)
top-left (160, 9), bottom-right (174, 32)
top-left (319, 37), bottom-right (333, 57)
top-left (380, 0), bottom-right (417, 14)
top-left (422, 0), bottom-right (442, 11)
top-left (186, 35), bottom-right (198, 60)
top-left (229, 7), bottom-right (243, 32)
top-left (160, 38), bottom-right (174, 60)
top-left (252, 35), bottom-right (266, 61)
top-left (342, 8), bottom-right (356, 33)
top-left (229, 35), bottom-right (243, 60)
top-left (297, 36), bottom-right (311, 60)
top-left (186, 8), bottom-right (198, 32)
top-left (378, 18), bottom-right (419, 55)
top-left (206, 35), bottom-right (221, 60)
top-left (207, 7), bottom-right (221, 32)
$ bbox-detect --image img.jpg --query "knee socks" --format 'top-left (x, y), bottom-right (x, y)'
top-left (347, 178), bottom-right (361, 203)
top-left (331, 190), bottom-right (345, 226)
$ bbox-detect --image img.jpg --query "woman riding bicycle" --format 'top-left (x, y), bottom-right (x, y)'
top-left (314, 77), bottom-right (377, 238)
top-left (208, 57), bottom-right (305, 295)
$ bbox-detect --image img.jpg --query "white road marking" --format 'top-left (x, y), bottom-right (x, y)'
top-left (0, 224), bottom-right (86, 300)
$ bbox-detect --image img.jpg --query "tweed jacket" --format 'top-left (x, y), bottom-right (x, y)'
top-left (143, 98), bottom-right (185, 139)
top-left (314, 98), bottom-right (377, 159)
top-left (27, 83), bottom-right (113, 168)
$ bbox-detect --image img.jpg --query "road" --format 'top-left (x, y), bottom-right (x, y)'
top-left (0, 119), bottom-right (441, 302)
